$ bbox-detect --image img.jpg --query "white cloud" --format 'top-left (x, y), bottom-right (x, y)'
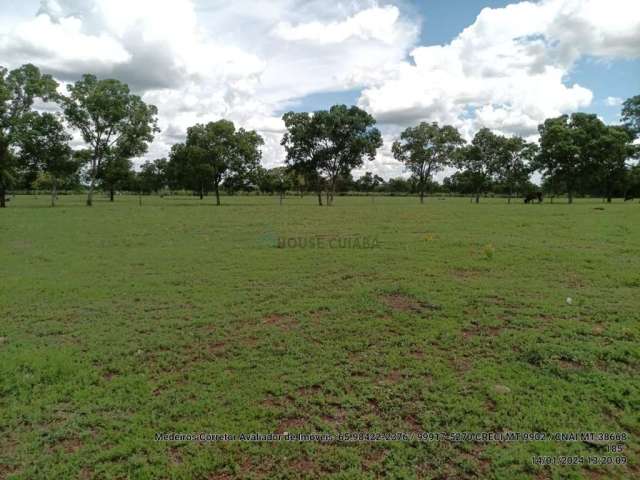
top-left (0, 0), bottom-right (638, 179)
top-left (359, 0), bottom-right (640, 142)
top-left (605, 96), bottom-right (623, 106)
top-left (0, 0), bottom-right (416, 172)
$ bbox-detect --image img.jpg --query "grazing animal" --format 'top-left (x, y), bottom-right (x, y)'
top-left (524, 192), bottom-right (543, 204)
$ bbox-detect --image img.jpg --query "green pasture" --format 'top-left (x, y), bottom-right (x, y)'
top-left (1, 194), bottom-right (638, 479)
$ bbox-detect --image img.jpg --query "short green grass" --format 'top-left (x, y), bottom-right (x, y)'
top-left (1, 194), bottom-right (639, 479)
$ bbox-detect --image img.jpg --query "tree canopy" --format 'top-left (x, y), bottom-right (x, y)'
top-left (61, 74), bottom-right (158, 206)
top-left (392, 122), bottom-right (464, 203)
top-left (282, 105), bottom-right (381, 206)
top-left (167, 120), bottom-right (263, 205)
top-left (0, 64), bottom-right (58, 207)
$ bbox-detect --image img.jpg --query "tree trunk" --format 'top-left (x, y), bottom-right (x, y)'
top-left (0, 181), bottom-right (6, 209)
top-left (214, 182), bottom-right (220, 206)
top-left (279, 192), bottom-right (284, 205)
top-left (109, 187), bottom-right (115, 202)
top-left (508, 186), bottom-right (512, 204)
top-left (86, 176), bottom-right (96, 206)
top-left (199, 185), bottom-right (204, 200)
top-left (568, 190), bottom-right (573, 204)
top-left (317, 189), bottom-right (323, 206)
top-left (475, 191), bottom-right (480, 204)
top-left (51, 181), bottom-right (57, 207)
top-left (420, 188), bottom-right (425, 204)
top-left (139, 191), bottom-right (142, 206)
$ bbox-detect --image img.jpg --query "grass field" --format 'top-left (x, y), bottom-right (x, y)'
top-left (1, 194), bottom-right (639, 479)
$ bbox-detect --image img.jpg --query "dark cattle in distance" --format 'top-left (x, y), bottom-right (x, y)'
top-left (524, 192), bottom-right (543, 204)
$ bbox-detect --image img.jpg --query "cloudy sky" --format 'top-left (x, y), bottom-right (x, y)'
top-left (1, 0), bottom-right (639, 178)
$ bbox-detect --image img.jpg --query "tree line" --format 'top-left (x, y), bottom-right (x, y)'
top-left (1, 64), bottom-right (638, 208)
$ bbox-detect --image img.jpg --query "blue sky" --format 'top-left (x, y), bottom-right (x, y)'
top-left (289, 0), bottom-right (638, 124)
top-left (1, 0), bottom-right (638, 174)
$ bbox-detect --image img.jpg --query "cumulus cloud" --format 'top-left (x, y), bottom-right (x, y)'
top-left (0, 0), bottom-right (417, 170)
top-left (0, 0), bottom-right (638, 178)
top-left (359, 0), bottom-right (640, 141)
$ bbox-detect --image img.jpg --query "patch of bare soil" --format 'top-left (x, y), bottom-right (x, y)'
top-left (321, 407), bottom-right (347, 427)
top-left (381, 293), bottom-right (440, 314)
top-left (451, 267), bottom-right (484, 279)
top-left (275, 417), bottom-right (307, 434)
top-left (462, 325), bottom-right (502, 340)
top-left (263, 314), bottom-right (298, 331)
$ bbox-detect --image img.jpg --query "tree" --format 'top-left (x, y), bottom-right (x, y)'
top-left (392, 122), bottom-right (464, 203)
top-left (622, 95), bottom-right (640, 139)
top-left (443, 170), bottom-right (478, 195)
top-left (536, 113), bottom-right (631, 204)
top-left (169, 120), bottom-right (263, 205)
top-left (356, 171), bottom-right (384, 194)
top-left (270, 167), bottom-right (293, 204)
top-left (1, 64), bottom-right (58, 208)
top-left (61, 75), bottom-right (158, 206)
top-left (493, 136), bottom-right (537, 203)
top-left (281, 111), bottom-right (326, 205)
top-left (457, 128), bottom-right (501, 203)
top-left (167, 142), bottom-right (212, 198)
top-left (138, 158), bottom-right (167, 194)
top-left (98, 155), bottom-right (134, 202)
top-left (18, 112), bottom-right (78, 207)
top-left (282, 105), bottom-right (382, 206)
top-left (317, 105), bottom-right (382, 205)
top-left (591, 125), bottom-right (634, 202)
top-left (535, 115), bottom-right (586, 204)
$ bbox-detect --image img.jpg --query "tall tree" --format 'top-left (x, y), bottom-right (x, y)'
top-left (392, 122), bottom-right (464, 203)
top-left (282, 105), bottom-right (382, 206)
top-left (315, 105), bottom-right (382, 205)
top-left (591, 125), bottom-right (634, 202)
top-left (536, 113), bottom-right (628, 204)
top-left (457, 128), bottom-right (501, 203)
top-left (61, 75), bottom-right (158, 206)
top-left (18, 112), bottom-right (78, 207)
top-left (535, 115), bottom-right (586, 204)
top-left (281, 111), bottom-right (326, 206)
top-left (170, 120), bottom-right (263, 205)
top-left (493, 136), bottom-right (537, 203)
top-left (0, 64), bottom-right (58, 208)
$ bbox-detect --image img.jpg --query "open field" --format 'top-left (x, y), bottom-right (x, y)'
top-left (1, 194), bottom-right (639, 479)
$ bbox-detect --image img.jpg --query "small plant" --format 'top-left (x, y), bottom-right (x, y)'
top-left (483, 243), bottom-right (495, 260)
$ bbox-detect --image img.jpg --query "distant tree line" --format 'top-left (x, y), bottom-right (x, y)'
top-left (1, 63), bottom-right (639, 208)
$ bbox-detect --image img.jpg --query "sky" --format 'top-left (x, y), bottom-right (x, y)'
top-left (1, 0), bottom-right (639, 179)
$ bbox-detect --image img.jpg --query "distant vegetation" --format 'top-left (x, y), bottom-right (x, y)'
top-left (1, 64), bottom-right (639, 208)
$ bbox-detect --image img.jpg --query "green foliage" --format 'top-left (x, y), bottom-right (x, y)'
top-left (621, 95), bottom-right (640, 139)
top-left (1, 195), bottom-right (639, 479)
top-left (282, 104), bottom-right (382, 205)
top-left (61, 74), bottom-right (158, 205)
top-left (0, 64), bottom-right (58, 206)
top-left (356, 171), bottom-right (384, 193)
top-left (536, 114), bottom-right (634, 203)
top-left (392, 122), bottom-right (464, 202)
top-left (456, 128), bottom-right (501, 202)
top-left (492, 136), bottom-right (537, 201)
top-left (167, 120), bottom-right (263, 205)
top-left (137, 158), bottom-right (167, 194)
